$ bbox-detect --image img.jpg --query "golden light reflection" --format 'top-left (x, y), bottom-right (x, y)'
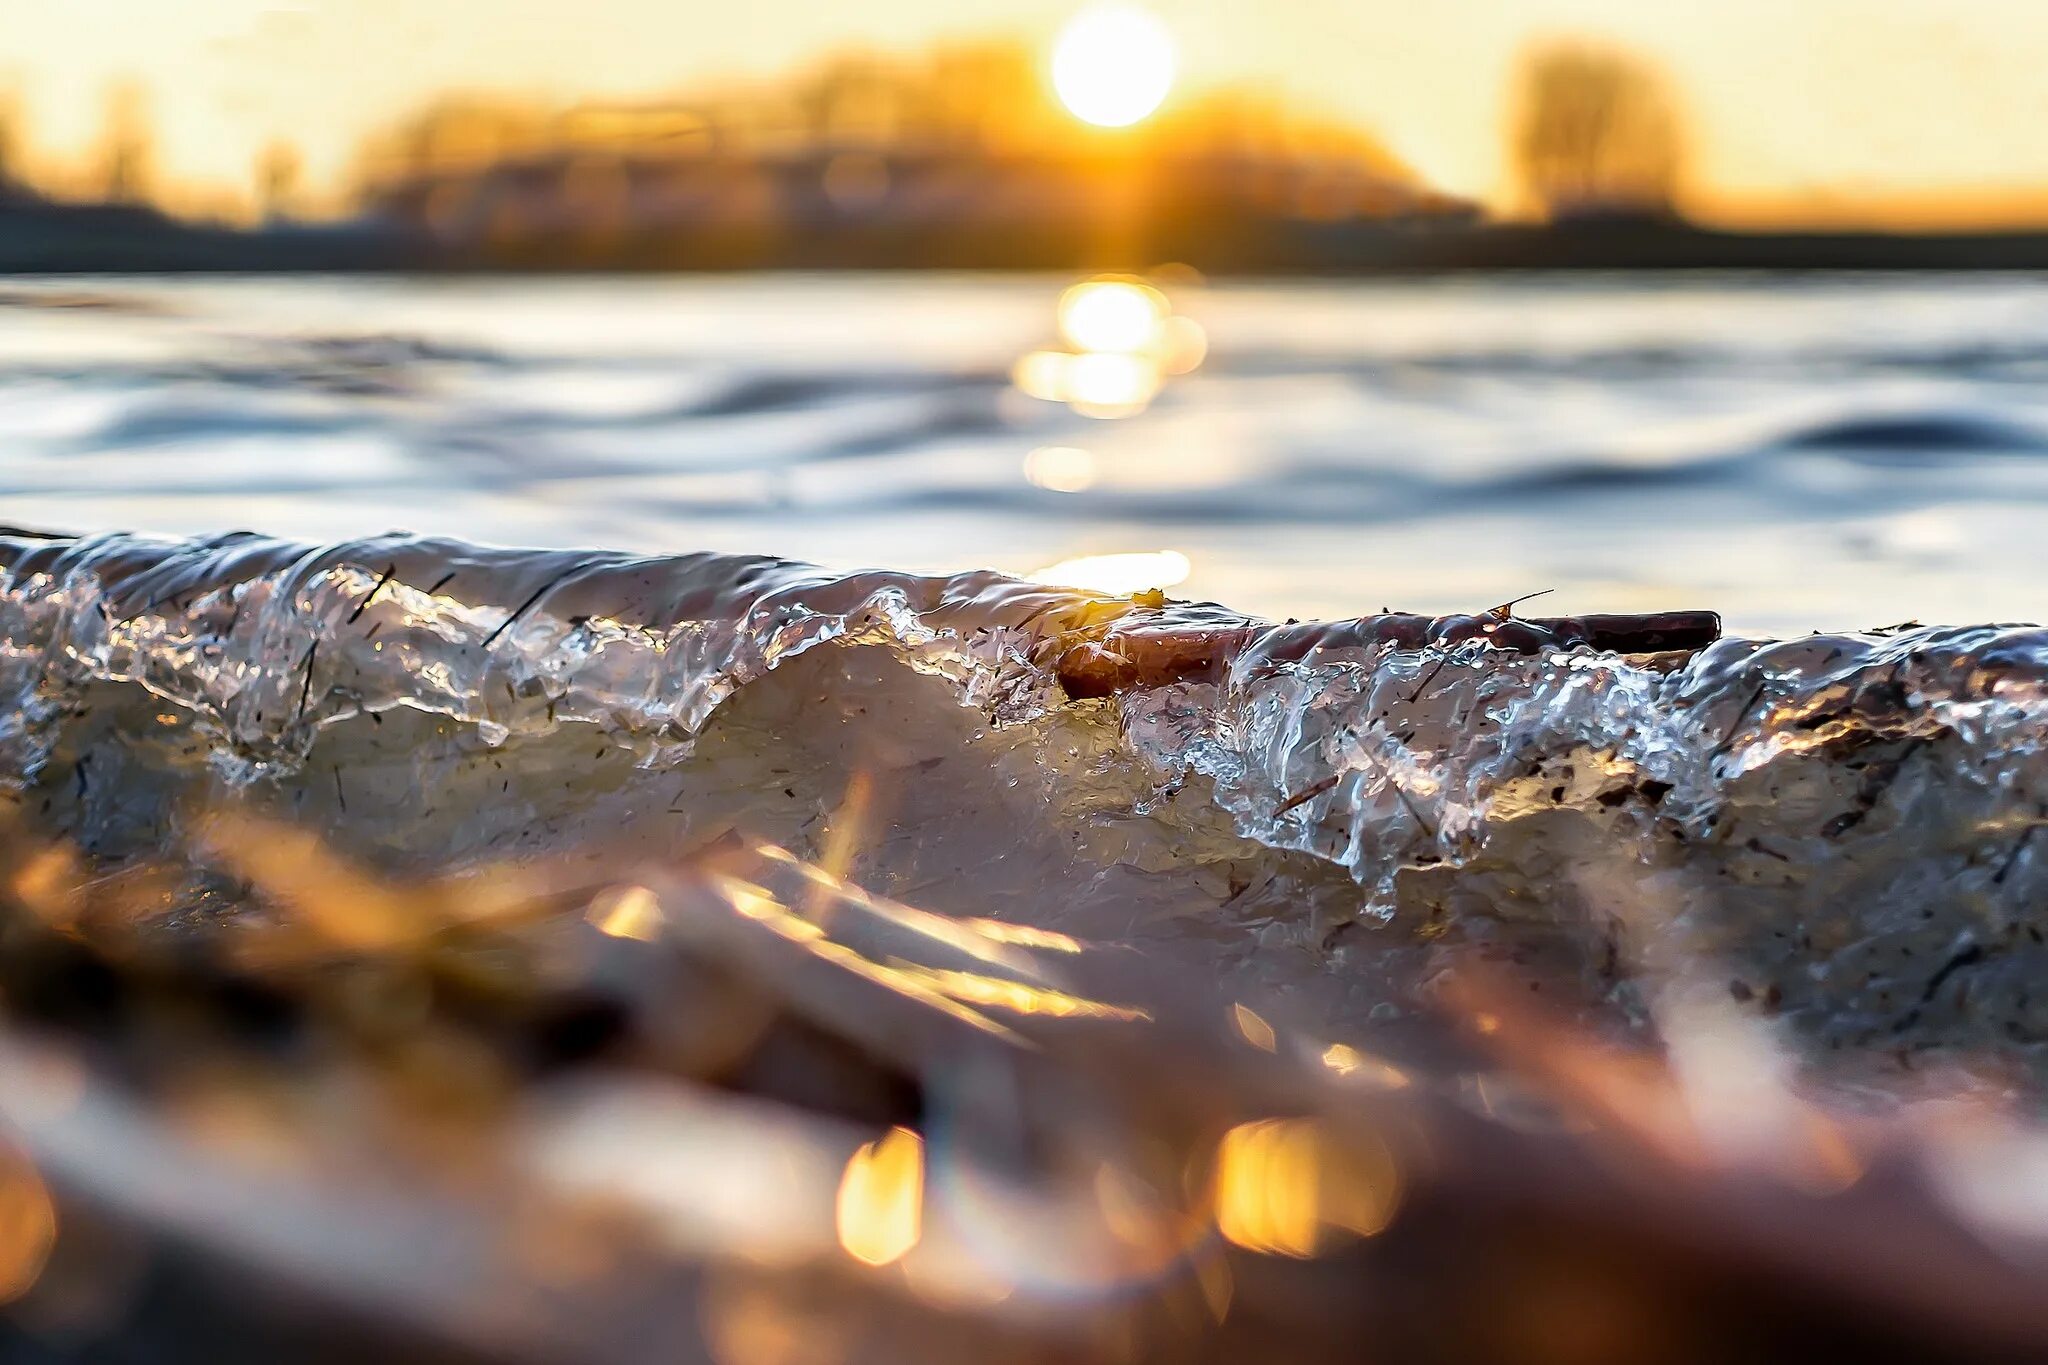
top-left (1051, 4), bottom-right (1176, 129)
top-left (0, 1150), bottom-right (57, 1304)
top-left (1321, 1042), bottom-right (1412, 1091)
top-left (1011, 350), bottom-right (1159, 418)
top-left (749, 844), bottom-right (1042, 974)
top-left (1059, 279), bottom-right (1168, 353)
top-left (808, 769), bottom-right (875, 921)
top-left (1214, 1119), bottom-right (1321, 1257)
top-left (706, 872), bottom-right (1022, 1040)
top-left (1013, 275), bottom-right (1206, 419)
top-left (836, 1127), bottom-right (924, 1267)
top-left (959, 918), bottom-right (1085, 953)
top-left (196, 815), bottom-right (439, 956)
top-left (1232, 1003), bottom-right (1277, 1052)
top-left (7, 845), bottom-right (79, 930)
top-left (1064, 351), bottom-right (1162, 416)
top-left (1022, 444), bottom-right (1100, 493)
top-left (587, 883), bottom-right (662, 941)
top-left (1029, 549), bottom-right (1190, 595)
top-left (1213, 1118), bottom-right (1401, 1258)
top-left (892, 965), bottom-right (1149, 1022)
top-left (1011, 350), bottom-right (1072, 402)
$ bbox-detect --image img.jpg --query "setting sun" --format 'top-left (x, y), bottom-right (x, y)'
top-left (1051, 4), bottom-right (1176, 129)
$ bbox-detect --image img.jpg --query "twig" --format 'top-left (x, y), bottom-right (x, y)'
top-left (1486, 587), bottom-right (1554, 619)
top-left (482, 569), bottom-right (578, 649)
top-left (1995, 827), bottom-right (2037, 886)
top-left (1275, 773), bottom-right (1341, 816)
top-left (1710, 680), bottom-right (1767, 759)
top-left (1408, 652), bottom-right (1453, 703)
top-left (295, 641), bottom-right (319, 724)
top-left (345, 563), bottom-right (397, 625)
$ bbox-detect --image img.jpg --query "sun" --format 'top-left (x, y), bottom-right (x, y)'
top-left (1051, 4), bottom-right (1176, 129)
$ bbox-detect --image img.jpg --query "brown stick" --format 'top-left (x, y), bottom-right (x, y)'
top-left (1052, 609), bottom-right (1723, 698)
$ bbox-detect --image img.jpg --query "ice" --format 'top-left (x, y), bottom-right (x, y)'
top-left (6, 530), bottom-right (2048, 1084)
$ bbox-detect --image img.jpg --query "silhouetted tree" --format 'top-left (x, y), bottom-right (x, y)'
top-left (257, 140), bottom-right (302, 221)
top-left (97, 81), bottom-right (155, 205)
top-left (0, 89), bottom-right (22, 195)
top-left (1510, 43), bottom-right (1684, 220)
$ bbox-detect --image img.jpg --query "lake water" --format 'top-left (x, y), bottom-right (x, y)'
top-left (6, 271), bottom-right (2048, 634)
top-left (11, 273), bottom-right (2048, 1344)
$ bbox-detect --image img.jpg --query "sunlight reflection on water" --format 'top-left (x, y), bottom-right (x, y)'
top-left (1029, 548), bottom-right (1191, 593)
top-left (1011, 274), bottom-right (1207, 419)
top-left (9, 273), bottom-right (2048, 634)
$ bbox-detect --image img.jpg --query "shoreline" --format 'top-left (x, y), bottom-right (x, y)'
top-left (10, 202), bottom-right (2048, 275)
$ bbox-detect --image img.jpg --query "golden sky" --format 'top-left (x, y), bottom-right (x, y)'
top-left (8, 0), bottom-right (2048, 225)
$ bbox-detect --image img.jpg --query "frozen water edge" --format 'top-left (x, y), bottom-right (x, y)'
top-left (5, 529), bottom-right (2048, 1085)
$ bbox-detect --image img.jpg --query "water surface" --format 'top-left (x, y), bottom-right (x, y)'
top-left (6, 271), bottom-right (2048, 634)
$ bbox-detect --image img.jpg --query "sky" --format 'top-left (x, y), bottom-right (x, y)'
top-left (6, 0), bottom-right (2048, 225)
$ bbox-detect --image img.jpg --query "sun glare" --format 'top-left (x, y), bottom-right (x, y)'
top-left (1058, 279), bottom-right (1168, 353)
top-left (1051, 4), bottom-right (1176, 129)
top-left (1030, 549), bottom-right (1191, 595)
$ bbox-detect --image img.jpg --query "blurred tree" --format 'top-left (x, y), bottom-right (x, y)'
top-left (796, 53), bottom-right (902, 149)
top-left (1510, 43), bottom-right (1684, 220)
top-left (0, 91), bottom-right (21, 197)
top-left (924, 44), bottom-right (1044, 151)
top-left (257, 140), bottom-right (303, 221)
top-left (98, 81), bottom-right (155, 205)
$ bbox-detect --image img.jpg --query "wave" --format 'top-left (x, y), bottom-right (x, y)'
top-left (4, 531), bottom-right (2048, 1079)
top-left (682, 369), bottom-right (1007, 420)
top-left (1775, 409), bottom-right (2048, 456)
top-left (63, 401), bottom-right (377, 451)
top-left (1210, 338), bottom-right (2048, 383)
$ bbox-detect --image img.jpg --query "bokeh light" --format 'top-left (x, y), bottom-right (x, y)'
top-left (1015, 274), bottom-right (1203, 419)
top-left (0, 1150), bottom-right (56, 1305)
top-left (1213, 1118), bottom-right (1402, 1258)
top-left (1022, 445), bottom-right (1100, 492)
top-left (836, 1127), bottom-right (924, 1267)
top-left (1058, 279), bottom-right (1169, 353)
top-left (1061, 352), bottom-right (1161, 417)
top-left (587, 884), bottom-right (662, 941)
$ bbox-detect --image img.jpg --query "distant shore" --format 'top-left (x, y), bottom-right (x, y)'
top-left (7, 198), bottom-right (2048, 275)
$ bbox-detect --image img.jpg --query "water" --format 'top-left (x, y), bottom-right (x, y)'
top-left (8, 274), bottom-right (2048, 1356)
top-left (9, 268), bottom-right (2048, 1076)
top-left (7, 272), bottom-right (2048, 636)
